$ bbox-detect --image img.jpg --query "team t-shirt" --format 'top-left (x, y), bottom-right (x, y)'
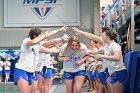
top-left (59, 43), bottom-right (89, 72)
top-left (104, 41), bottom-right (126, 75)
top-left (15, 38), bottom-right (42, 72)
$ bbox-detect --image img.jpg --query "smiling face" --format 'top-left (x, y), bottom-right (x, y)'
top-left (70, 41), bottom-right (79, 50)
top-left (65, 36), bottom-right (81, 52)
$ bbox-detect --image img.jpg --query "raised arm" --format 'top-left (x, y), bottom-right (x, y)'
top-left (72, 27), bottom-right (103, 44)
top-left (42, 34), bottom-right (69, 47)
top-left (45, 25), bottom-right (68, 38)
top-left (40, 47), bottom-right (61, 54)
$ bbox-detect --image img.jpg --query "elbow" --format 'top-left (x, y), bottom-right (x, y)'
top-left (31, 40), bottom-right (39, 45)
top-left (114, 57), bottom-right (121, 61)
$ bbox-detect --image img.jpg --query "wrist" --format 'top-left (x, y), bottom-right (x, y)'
top-left (58, 29), bottom-right (61, 32)
top-left (61, 37), bottom-right (63, 41)
top-left (43, 33), bottom-right (47, 39)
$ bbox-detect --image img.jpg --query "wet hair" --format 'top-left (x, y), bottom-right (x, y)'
top-left (63, 36), bottom-right (82, 56)
top-left (104, 29), bottom-right (118, 40)
top-left (28, 27), bottom-right (42, 40)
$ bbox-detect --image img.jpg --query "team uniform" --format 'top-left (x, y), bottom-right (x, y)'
top-left (14, 38), bottom-right (43, 85)
top-left (98, 44), bottom-right (109, 85)
top-left (87, 57), bottom-right (96, 81)
top-left (104, 41), bottom-right (128, 86)
top-left (0, 60), bottom-right (3, 75)
top-left (59, 43), bottom-right (89, 79)
top-left (3, 61), bottom-right (11, 73)
top-left (0, 60), bottom-right (3, 82)
top-left (38, 53), bottom-right (53, 79)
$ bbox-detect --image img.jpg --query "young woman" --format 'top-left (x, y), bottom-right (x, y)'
top-left (72, 27), bottom-right (128, 93)
top-left (14, 26), bottom-right (68, 93)
top-left (58, 36), bottom-right (89, 93)
top-left (37, 35), bottom-right (69, 93)
top-left (86, 40), bottom-right (98, 93)
top-left (4, 57), bottom-right (11, 83)
top-left (95, 29), bottom-right (128, 93)
top-left (0, 57), bottom-right (3, 82)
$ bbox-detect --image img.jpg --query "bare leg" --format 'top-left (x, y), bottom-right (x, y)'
top-left (37, 74), bottom-right (44, 93)
top-left (17, 77), bottom-right (31, 93)
top-left (74, 76), bottom-right (85, 93)
top-left (43, 77), bottom-right (53, 93)
top-left (110, 81), bottom-right (124, 93)
top-left (65, 79), bottom-right (74, 93)
top-left (31, 80), bottom-right (39, 93)
top-left (106, 77), bottom-right (111, 93)
top-left (97, 81), bottom-right (104, 93)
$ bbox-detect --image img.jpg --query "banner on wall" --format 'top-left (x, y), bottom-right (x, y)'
top-left (4, 0), bottom-right (80, 27)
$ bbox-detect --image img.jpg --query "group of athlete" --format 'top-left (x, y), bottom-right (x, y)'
top-left (0, 56), bottom-right (11, 83)
top-left (13, 26), bottom-right (128, 93)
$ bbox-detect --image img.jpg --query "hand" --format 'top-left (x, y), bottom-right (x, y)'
top-left (75, 60), bottom-right (82, 66)
top-left (50, 56), bottom-right (57, 64)
top-left (61, 34), bottom-right (70, 42)
top-left (59, 25), bottom-right (68, 32)
top-left (51, 60), bottom-right (58, 65)
top-left (63, 57), bottom-right (69, 62)
top-left (94, 54), bottom-right (104, 60)
top-left (88, 53), bottom-right (95, 57)
top-left (72, 27), bottom-right (81, 35)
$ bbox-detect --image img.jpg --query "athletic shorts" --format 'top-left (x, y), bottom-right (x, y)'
top-left (99, 69), bottom-right (109, 85)
top-left (4, 70), bottom-right (10, 73)
top-left (94, 69), bottom-right (100, 78)
top-left (64, 70), bottom-right (85, 80)
top-left (38, 66), bottom-right (52, 79)
top-left (14, 68), bottom-right (36, 85)
top-left (110, 69), bottom-right (128, 86)
top-left (0, 71), bottom-right (3, 75)
top-left (88, 71), bottom-right (94, 81)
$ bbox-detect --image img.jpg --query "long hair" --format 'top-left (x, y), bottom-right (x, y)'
top-left (63, 36), bottom-right (82, 56)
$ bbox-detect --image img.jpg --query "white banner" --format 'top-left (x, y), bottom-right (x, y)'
top-left (4, 0), bottom-right (80, 27)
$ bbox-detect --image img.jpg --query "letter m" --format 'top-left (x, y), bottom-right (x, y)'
top-left (23, 0), bottom-right (35, 4)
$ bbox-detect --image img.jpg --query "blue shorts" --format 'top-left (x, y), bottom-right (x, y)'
top-left (88, 71), bottom-right (94, 81)
top-left (14, 68), bottom-right (37, 85)
top-left (99, 69), bottom-right (109, 85)
top-left (0, 71), bottom-right (3, 75)
top-left (110, 69), bottom-right (128, 86)
top-left (38, 66), bottom-right (52, 79)
top-left (4, 70), bottom-right (10, 73)
top-left (64, 70), bottom-right (85, 80)
top-left (94, 69), bottom-right (100, 78)
top-left (33, 73), bottom-right (38, 81)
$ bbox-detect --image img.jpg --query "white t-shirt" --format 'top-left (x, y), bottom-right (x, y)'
top-left (87, 47), bottom-right (98, 71)
top-left (15, 38), bottom-right (42, 73)
top-left (98, 43), bottom-right (109, 72)
top-left (36, 53), bottom-right (45, 72)
top-left (59, 43), bottom-right (89, 72)
top-left (42, 53), bottom-right (53, 68)
top-left (104, 41), bottom-right (126, 75)
top-left (36, 53), bottom-right (53, 71)
top-left (4, 61), bottom-right (11, 70)
top-left (0, 61), bottom-right (3, 71)
top-left (86, 57), bottom-right (96, 71)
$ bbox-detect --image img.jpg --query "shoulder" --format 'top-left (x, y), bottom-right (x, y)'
top-left (80, 43), bottom-right (87, 49)
top-left (61, 43), bottom-right (68, 48)
top-left (22, 38), bottom-right (30, 45)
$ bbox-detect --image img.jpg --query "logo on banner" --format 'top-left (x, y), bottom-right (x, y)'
top-left (23, 0), bottom-right (58, 20)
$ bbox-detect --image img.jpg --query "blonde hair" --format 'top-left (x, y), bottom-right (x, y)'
top-left (63, 36), bottom-right (83, 56)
